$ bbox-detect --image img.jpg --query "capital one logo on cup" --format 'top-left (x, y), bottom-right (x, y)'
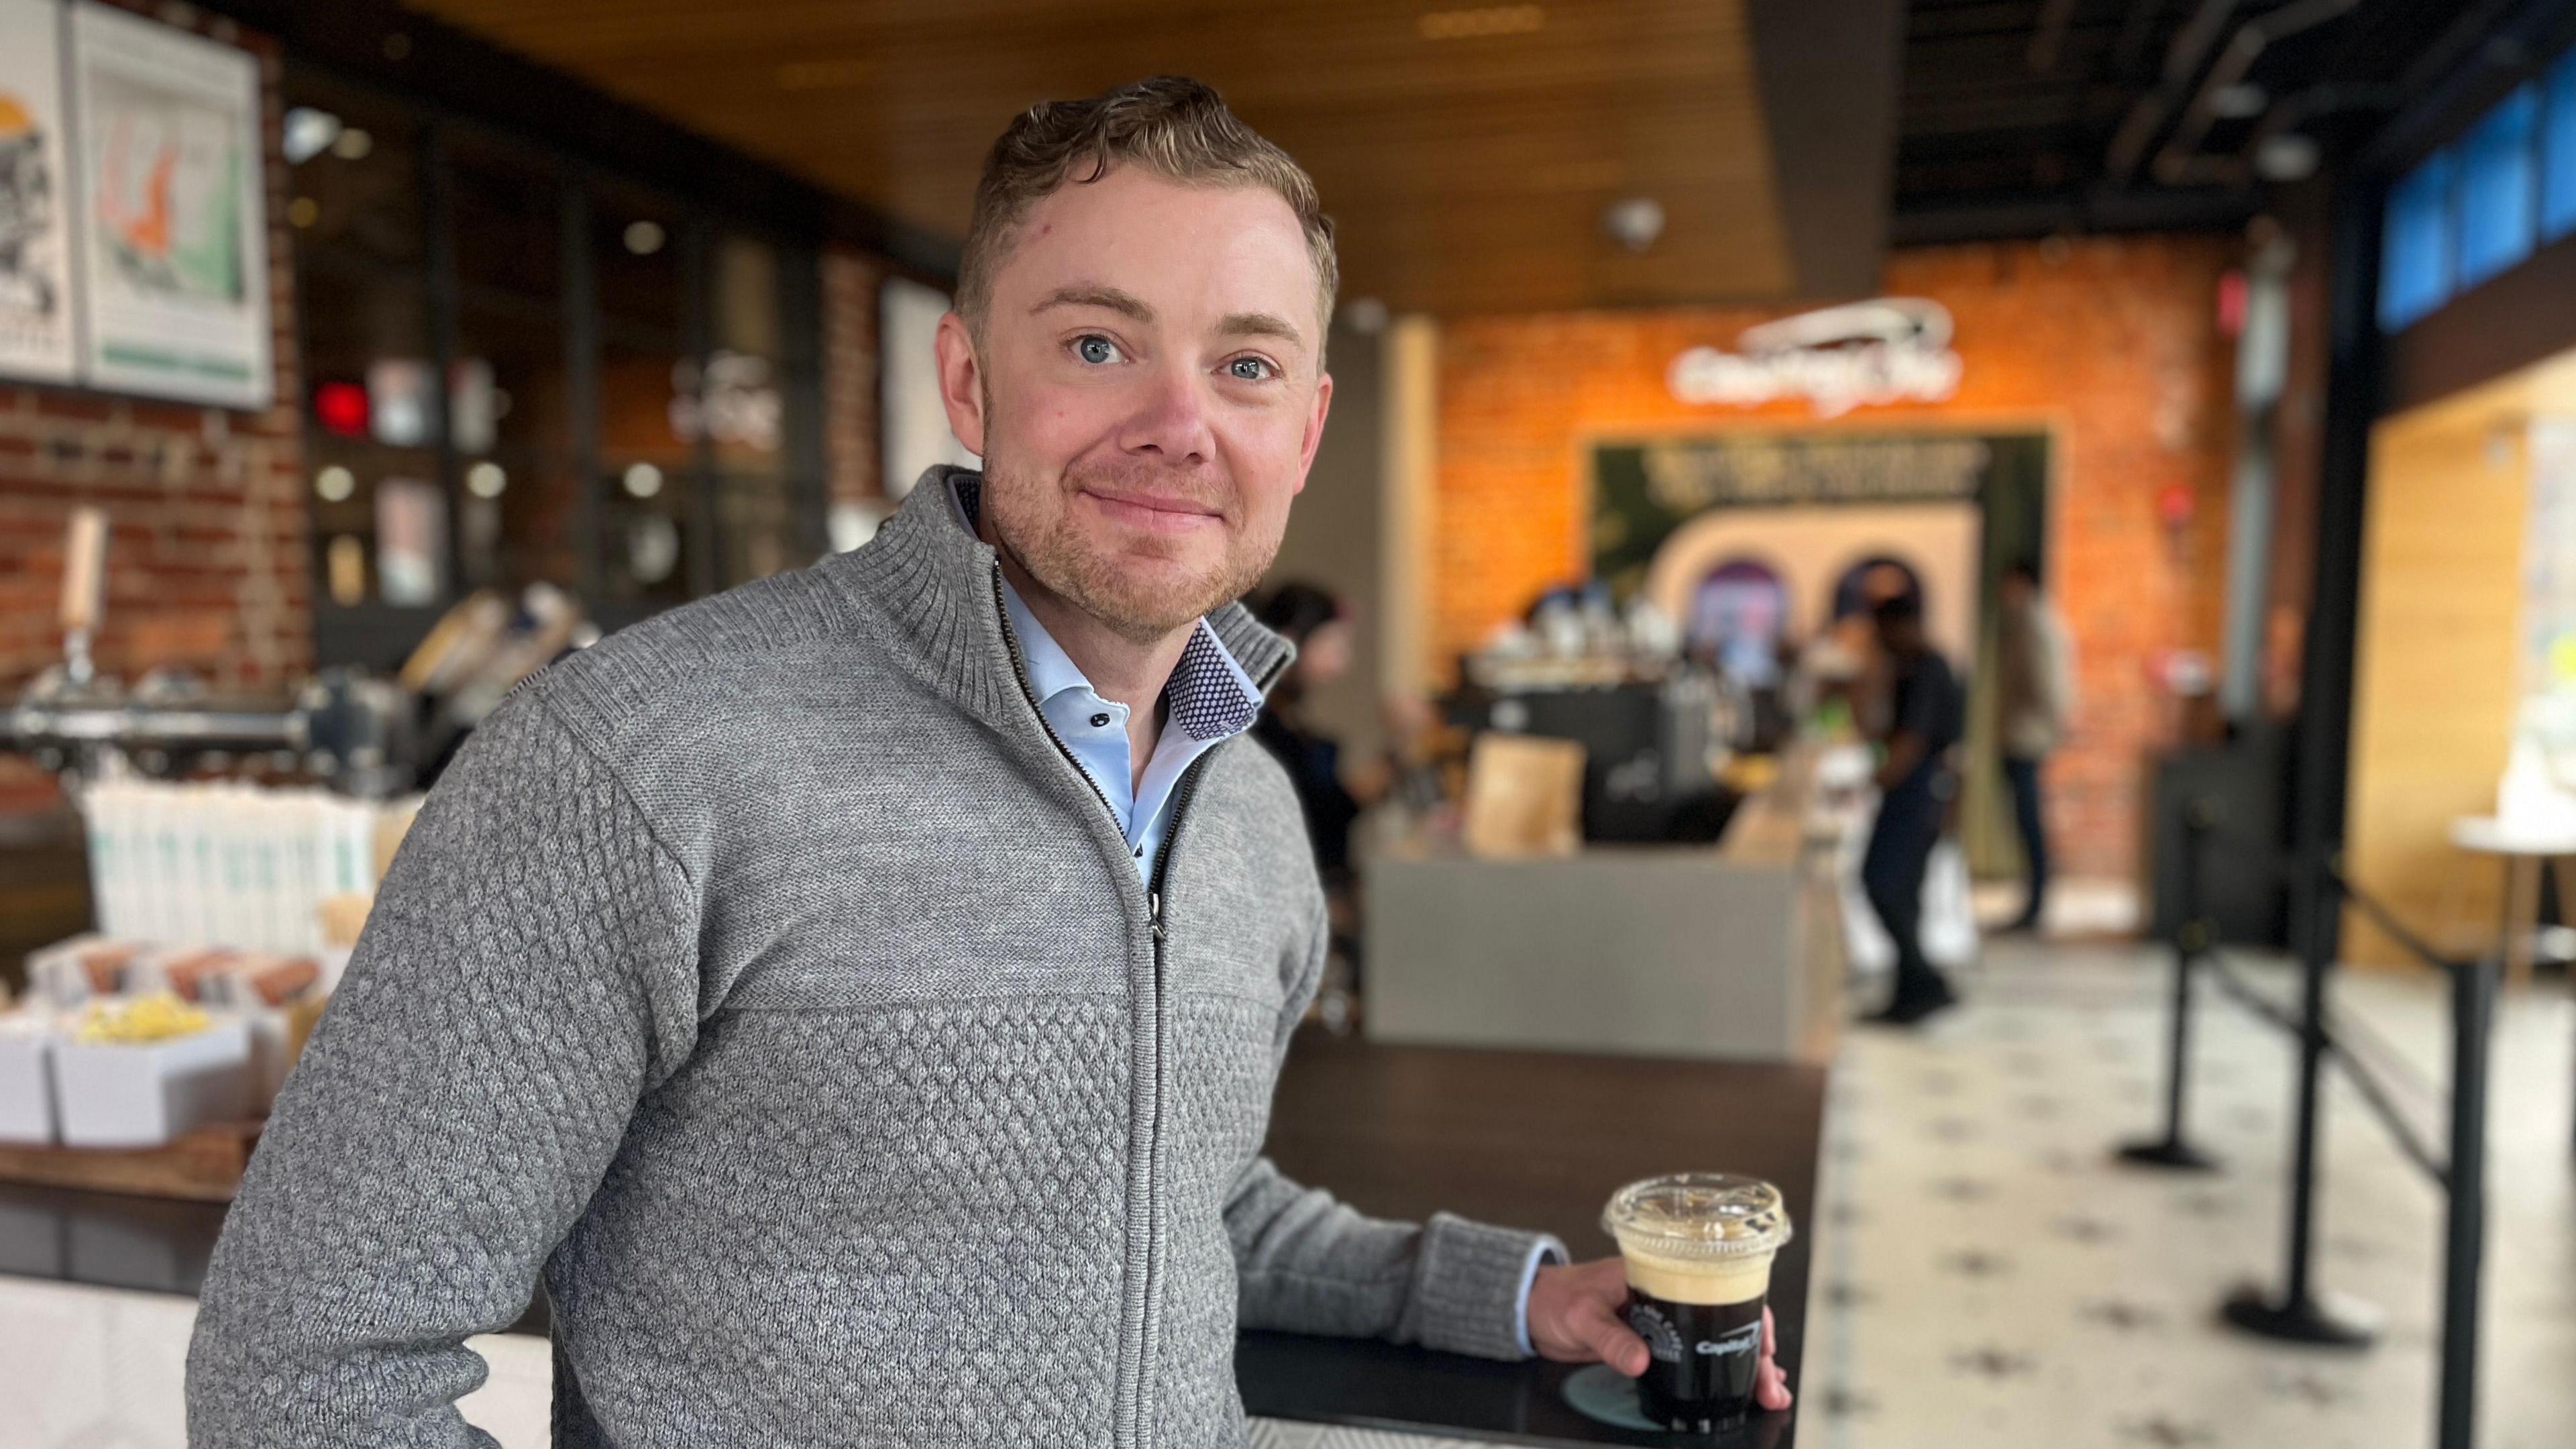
top-left (1667, 297), bottom-right (1964, 418)
top-left (1696, 1321), bottom-right (1762, 1359)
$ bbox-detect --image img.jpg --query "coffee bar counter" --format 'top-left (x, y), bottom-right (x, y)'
top-left (1365, 746), bottom-right (1854, 1064)
top-left (0, 1036), bottom-right (1823, 1448)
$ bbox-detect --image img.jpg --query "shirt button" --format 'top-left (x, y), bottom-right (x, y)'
top-left (1090, 712), bottom-right (1112, 729)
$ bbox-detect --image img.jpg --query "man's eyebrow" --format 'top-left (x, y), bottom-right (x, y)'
top-left (1219, 311), bottom-right (1307, 352)
top-left (1030, 285), bottom-right (1155, 323)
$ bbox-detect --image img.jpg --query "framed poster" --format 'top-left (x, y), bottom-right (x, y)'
top-left (0, 0), bottom-right (77, 384)
top-left (68, 0), bottom-right (270, 408)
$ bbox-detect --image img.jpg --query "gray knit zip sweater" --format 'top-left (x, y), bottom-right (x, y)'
top-left (185, 466), bottom-right (1550, 1448)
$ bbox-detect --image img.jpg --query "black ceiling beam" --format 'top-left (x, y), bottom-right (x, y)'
top-left (1890, 182), bottom-right (2253, 244)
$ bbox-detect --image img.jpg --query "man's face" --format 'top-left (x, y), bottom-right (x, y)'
top-left (935, 166), bottom-right (1332, 644)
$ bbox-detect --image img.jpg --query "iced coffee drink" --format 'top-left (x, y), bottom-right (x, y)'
top-left (1601, 1173), bottom-right (1792, 1432)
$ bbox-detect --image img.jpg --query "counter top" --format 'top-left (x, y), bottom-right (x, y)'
top-left (0, 1035), bottom-right (1824, 1446)
top-left (1246, 1034), bottom-right (1823, 1447)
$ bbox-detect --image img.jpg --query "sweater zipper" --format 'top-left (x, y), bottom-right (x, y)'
top-left (989, 561), bottom-right (1169, 1444)
top-left (985, 558), bottom-right (1281, 1444)
top-left (1132, 751), bottom-right (1212, 1440)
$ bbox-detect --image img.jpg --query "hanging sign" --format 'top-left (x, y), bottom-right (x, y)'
top-left (1668, 297), bottom-right (1962, 419)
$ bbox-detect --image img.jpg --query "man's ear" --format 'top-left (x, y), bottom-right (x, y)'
top-left (934, 311), bottom-right (988, 458)
top-left (1293, 370), bottom-right (1334, 496)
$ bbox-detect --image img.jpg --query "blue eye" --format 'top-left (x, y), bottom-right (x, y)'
top-left (1074, 335), bottom-right (1120, 365)
top-left (1228, 356), bottom-right (1274, 382)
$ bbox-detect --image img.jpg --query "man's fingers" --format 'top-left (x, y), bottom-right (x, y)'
top-left (1757, 1358), bottom-right (1794, 1410)
top-left (1580, 1303), bottom-right (1650, 1377)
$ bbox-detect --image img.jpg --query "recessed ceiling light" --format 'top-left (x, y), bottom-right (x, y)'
top-left (2253, 132), bottom-right (2320, 182)
top-left (625, 220), bottom-right (665, 256)
top-left (315, 466), bottom-right (355, 502)
top-left (282, 107), bottom-right (341, 164)
top-left (2210, 83), bottom-right (2267, 121)
top-left (466, 462), bottom-right (507, 498)
top-left (1602, 196), bottom-right (1664, 253)
top-left (623, 462), bottom-right (664, 499)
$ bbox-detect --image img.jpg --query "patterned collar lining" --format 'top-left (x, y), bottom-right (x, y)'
top-left (949, 472), bottom-right (1261, 744)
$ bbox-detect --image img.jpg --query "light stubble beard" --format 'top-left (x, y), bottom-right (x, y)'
top-left (980, 451), bottom-right (1281, 647)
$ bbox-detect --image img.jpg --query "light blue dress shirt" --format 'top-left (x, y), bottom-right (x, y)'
top-left (955, 474), bottom-right (1559, 1351)
top-left (998, 572), bottom-right (1261, 884)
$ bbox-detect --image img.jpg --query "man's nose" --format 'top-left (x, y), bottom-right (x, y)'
top-left (1116, 366), bottom-right (1216, 467)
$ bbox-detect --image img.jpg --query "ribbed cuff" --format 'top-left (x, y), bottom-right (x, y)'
top-left (1513, 1235), bottom-right (1569, 1356)
top-left (1407, 1212), bottom-right (1561, 1360)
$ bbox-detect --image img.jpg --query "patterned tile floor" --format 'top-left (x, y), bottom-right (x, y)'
top-left (1810, 938), bottom-right (2576, 1449)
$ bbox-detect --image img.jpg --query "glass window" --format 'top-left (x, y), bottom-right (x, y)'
top-left (454, 294), bottom-right (578, 592)
top-left (2457, 85), bottom-right (2538, 290)
top-left (286, 68), bottom-right (828, 643)
top-left (2380, 150), bottom-right (2454, 331)
top-left (449, 131), bottom-right (563, 301)
top-left (706, 235), bottom-right (794, 586)
top-left (2544, 48), bottom-right (2576, 241)
top-left (284, 77), bottom-right (423, 269)
top-left (594, 185), bottom-right (686, 334)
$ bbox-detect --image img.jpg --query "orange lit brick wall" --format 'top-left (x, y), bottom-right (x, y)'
top-left (1433, 234), bottom-right (2241, 881)
top-left (0, 5), bottom-right (304, 818)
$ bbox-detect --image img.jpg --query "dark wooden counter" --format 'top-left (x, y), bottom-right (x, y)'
top-left (0, 1032), bottom-right (1825, 1446)
top-left (1243, 1032), bottom-right (1825, 1447)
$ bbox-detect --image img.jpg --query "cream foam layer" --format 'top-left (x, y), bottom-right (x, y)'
top-left (1617, 1244), bottom-right (1774, 1306)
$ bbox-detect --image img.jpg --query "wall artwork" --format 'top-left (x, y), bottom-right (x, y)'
top-left (0, 0), bottom-right (77, 384)
top-left (67, 0), bottom-right (270, 407)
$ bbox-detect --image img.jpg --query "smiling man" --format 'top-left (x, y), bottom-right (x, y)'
top-left (185, 78), bottom-right (1785, 1447)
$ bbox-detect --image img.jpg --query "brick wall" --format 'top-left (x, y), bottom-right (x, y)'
top-left (1433, 234), bottom-right (2242, 881)
top-left (0, 5), bottom-right (304, 818)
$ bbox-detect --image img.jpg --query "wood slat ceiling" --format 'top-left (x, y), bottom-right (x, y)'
top-left (401, 0), bottom-right (1798, 315)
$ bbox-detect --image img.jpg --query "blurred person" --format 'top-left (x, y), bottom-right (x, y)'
top-left (1995, 560), bottom-right (2074, 932)
top-left (1250, 580), bottom-right (1366, 881)
top-left (1862, 593), bottom-right (1965, 1026)
top-left (186, 76), bottom-right (1785, 1449)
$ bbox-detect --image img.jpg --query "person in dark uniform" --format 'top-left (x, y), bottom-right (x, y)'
top-left (1250, 581), bottom-right (1365, 880)
top-left (1862, 593), bottom-right (1965, 1025)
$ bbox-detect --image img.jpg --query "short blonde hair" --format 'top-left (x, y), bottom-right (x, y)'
top-left (956, 76), bottom-right (1338, 342)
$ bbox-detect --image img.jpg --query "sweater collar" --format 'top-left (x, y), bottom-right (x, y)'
top-left (823, 464), bottom-right (1295, 729)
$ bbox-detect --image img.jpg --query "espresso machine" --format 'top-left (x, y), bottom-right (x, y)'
top-left (5, 507), bottom-right (593, 801)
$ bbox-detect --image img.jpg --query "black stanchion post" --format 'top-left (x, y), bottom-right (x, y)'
top-left (2119, 796), bottom-right (2222, 1171)
top-left (2436, 946), bottom-right (2496, 1449)
top-left (2222, 851), bottom-right (2379, 1347)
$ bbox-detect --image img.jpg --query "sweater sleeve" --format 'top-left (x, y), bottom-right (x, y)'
top-left (1222, 897), bottom-right (1554, 1361)
top-left (186, 690), bottom-right (704, 1448)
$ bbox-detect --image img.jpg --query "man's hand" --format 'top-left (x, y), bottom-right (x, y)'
top-left (1525, 1257), bottom-right (1792, 1411)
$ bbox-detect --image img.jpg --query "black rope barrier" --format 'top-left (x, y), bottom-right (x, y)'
top-left (2116, 800), bottom-right (2498, 1449)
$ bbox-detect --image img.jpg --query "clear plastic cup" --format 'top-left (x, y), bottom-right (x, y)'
top-left (1601, 1173), bottom-right (1793, 1432)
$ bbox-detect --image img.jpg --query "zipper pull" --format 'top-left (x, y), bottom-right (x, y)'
top-left (1149, 892), bottom-right (1167, 941)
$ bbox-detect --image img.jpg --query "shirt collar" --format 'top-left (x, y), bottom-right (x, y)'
top-left (952, 472), bottom-right (1263, 745)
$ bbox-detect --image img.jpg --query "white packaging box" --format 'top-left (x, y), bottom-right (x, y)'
top-left (0, 1012), bottom-right (58, 1144)
top-left (51, 1017), bottom-right (252, 1149)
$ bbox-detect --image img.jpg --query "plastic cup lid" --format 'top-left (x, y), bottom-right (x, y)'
top-left (1601, 1173), bottom-right (1792, 1260)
